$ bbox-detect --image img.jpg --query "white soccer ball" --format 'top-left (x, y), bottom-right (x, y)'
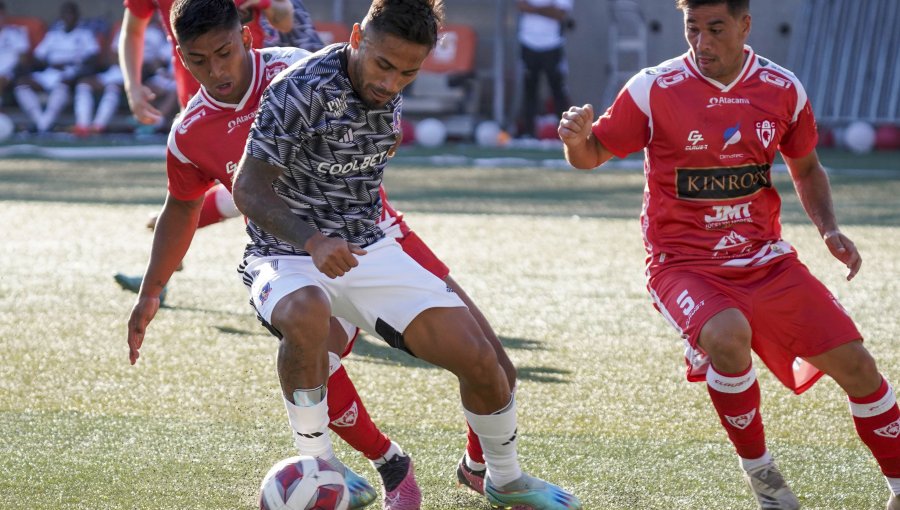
top-left (844, 120), bottom-right (876, 154)
top-left (414, 117), bottom-right (447, 148)
top-left (259, 456), bottom-right (349, 510)
top-left (0, 113), bottom-right (14, 142)
top-left (474, 120), bottom-right (501, 147)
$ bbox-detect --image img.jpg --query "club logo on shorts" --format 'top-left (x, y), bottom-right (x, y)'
top-left (875, 418), bottom-right (900, 439)
top-left (258, 282), bottom-right (272, 306)
top-left (725, 409), bottom-right (757, 430)
top-left (331, 402), bottom-right (359, 427)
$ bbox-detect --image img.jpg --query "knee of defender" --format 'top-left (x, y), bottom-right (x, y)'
top-left (701, 331), bottom-right (752, 368)
top-left (458, 344), bottom-right (504, 388)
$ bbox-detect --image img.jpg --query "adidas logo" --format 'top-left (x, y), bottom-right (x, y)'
top-left (875, 418), bottom-right (900, 439)
top-left (340, 129), bottom-right (354, 143)
top-left (725, 409), bottom-right (757, 430)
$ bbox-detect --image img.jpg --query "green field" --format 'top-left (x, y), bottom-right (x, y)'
top-left (0, 155), bottom-right (898, 509)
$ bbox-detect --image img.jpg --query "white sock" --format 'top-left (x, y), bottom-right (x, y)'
top-left (41, 84), bottom-right (70, 132)
top-left (888, 477), bottom-right (900, 496)
top-left (74, 83), bottom-right (93, 128)
top-left (13, 85), bottom-right (42, 127)
top-left (740, 450), bottom-right (773, 472)
top-left (93, 84), bottom-right (120, 130)
top-left (464, 452), bottom-right (485, 472)
top-left (371, 440), bottom-right (404, 468)
top-left (283, 391), bottom-right (333, 459)
top-left (463, 396), bottom-right (522, 487)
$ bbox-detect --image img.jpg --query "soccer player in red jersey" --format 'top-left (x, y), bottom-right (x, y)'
top-left (560, 1), bottom-right (899, 508)
top-left (123, 1), bottom-right (414, 507)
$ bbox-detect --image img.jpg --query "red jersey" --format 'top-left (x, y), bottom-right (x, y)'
top-left (123, 0), bottom-right (267, 106)
top-left (166, 47), bottom-right (307, 200)
top-left (593, 46), bottom-right (818, 277)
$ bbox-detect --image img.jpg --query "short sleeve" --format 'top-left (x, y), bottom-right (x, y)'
top-left (591, 87), bottom-right (651, 158)
top-left (245, 77), bottom-right (305, 169)
top-left (123, 0), bottom-right (156, 19)
top-left (166, 149), bottom-right (214, 201)
top-left (778, 99), bottom-right (818, 159)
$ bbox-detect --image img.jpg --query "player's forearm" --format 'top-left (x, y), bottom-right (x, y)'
top-left (233, 156), bottom-right (320, 251)
top-left (120, 13), bottom-right (148, 95)
top-left (793, 164), bottom-right (840, 236)
top-left (266, 0), bottom-right (294, 33)
top-left (141, 196), bottom-right (202, 298)
top-left (564, 133), bottom-right (611, 170)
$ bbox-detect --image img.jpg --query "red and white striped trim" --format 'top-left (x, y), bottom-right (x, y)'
top-left (707, 365), bottom-right (757, 394)
top-left (849, 384), bottom-right (897, 418)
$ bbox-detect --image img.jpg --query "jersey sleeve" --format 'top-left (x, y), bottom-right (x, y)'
top-left (778, 99), bottom-right (818, 159)
top-left (245, 76), bottom-right (307, 169)
top-left (166, 141), bottom-right (215, 201)
top-left (591, 86), bottom-right (651, 159)
top-left (123, 0), bottom-right (156, 19)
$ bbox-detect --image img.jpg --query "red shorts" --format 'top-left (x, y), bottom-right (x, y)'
top-left (648, 256), bottom-right (862, 394)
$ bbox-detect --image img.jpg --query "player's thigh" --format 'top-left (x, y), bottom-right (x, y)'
top-left (243, 255), bottom-right (334, 331)
top-left (648, 267), bottom-right (749, 349)
top-left (751, 258), bottom-right (861, 358)
top-left (339, 238), bottom-right (467, 355)
top-left (403, 305), bottom-right (499, 376)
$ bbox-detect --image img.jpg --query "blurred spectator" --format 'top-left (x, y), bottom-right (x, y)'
top-left (13, 2), bottom-right (98, 133)
top-left (74, 15), bottom-right (175, 135)
top-left (0, 1), bottom-right (31, 109)
top-left (516, 0), bottom-right (574, 139)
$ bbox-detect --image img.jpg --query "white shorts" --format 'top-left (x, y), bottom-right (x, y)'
top-left (241, 237), bottom-right (465, 349)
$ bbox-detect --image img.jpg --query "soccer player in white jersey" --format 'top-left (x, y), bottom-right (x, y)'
top-left (13, 2), bottom-right (98, 134)
top-left (125, 1), bottom-right (427, 507)
top-left (231, 1), bottom-right (582, 508)
top-left (0, 1), bottom-right (31, 109)
top-left (560, 1), bottom-right (900, 508)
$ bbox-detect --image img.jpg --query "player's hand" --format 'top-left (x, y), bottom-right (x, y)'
top-left (306, 233), bottom-right (367, 279)
top-left (558, 104), bottom-right (595, 145)
top-left (126, 84), bottom-right (162, 125)
top-left (127, 295), bottom-right (161, 365)
top-left (823, 230), bottom-right (862, 281)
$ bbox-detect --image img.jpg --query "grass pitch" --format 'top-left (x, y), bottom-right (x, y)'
top-left (0, 154), bottom-right (898, 509)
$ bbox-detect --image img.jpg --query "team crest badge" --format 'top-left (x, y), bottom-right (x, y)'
top-left (331, 402), bottom-right (359, 427)
top-left (258, 282), bottom-right (272, 306)
top-left (725, 409), bottom-right (757, 430)
top-left (756, 120), bottom-right (776, 148)
top-left (875, 418), bottom-right (900, 439)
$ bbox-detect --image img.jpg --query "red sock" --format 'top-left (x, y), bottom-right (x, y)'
top-left (466, 423), bottom-right (485, 464)
top-left (706, 364), bottom-right (767, 459)
top-left (849, 377), bottom-right (900, 477)
top-left (327, 365), bottom-right (391, 460)
top-left (197, 187), bottom-right (227, 228)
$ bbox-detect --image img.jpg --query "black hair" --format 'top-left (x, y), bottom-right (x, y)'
top-left (675, 0), bottom-right (749, 17)
top-left (171, 0), bottom-right (241, 44)
top-left (364, 0), bottom-right (445, 49)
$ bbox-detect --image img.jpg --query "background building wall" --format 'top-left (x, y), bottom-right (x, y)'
top-left (12, 0), bottom-right (803, 125)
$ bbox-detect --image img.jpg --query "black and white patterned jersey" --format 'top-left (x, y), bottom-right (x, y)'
top-left (243, 43), bottom-right (402, 257)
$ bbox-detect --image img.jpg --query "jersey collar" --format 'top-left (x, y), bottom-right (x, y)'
top-left (684, 44), bottom-right (757, 93)
top-left (199, 49), bottom-right (260, 112)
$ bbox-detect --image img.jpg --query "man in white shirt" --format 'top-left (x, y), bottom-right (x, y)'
top-left (516, 0), bottom-right (573, 138)
top-left (13, 2), bottom-right (99, 133)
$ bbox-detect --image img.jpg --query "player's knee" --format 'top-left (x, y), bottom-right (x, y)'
top-left (458, 336), bottom-right (502, 385)
top-left (271, 290), bottom-right (330, 346)
top-left (699, 311), bottom-right (752, 368)
top-left (839, 346), bottom-right (880, 384)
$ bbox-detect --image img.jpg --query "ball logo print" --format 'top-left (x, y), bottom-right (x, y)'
top-left (259, 456), bottom-right (349, 510)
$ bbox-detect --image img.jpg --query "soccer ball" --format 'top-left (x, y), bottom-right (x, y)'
top-left (259, 456), bottom-right (349, 510)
